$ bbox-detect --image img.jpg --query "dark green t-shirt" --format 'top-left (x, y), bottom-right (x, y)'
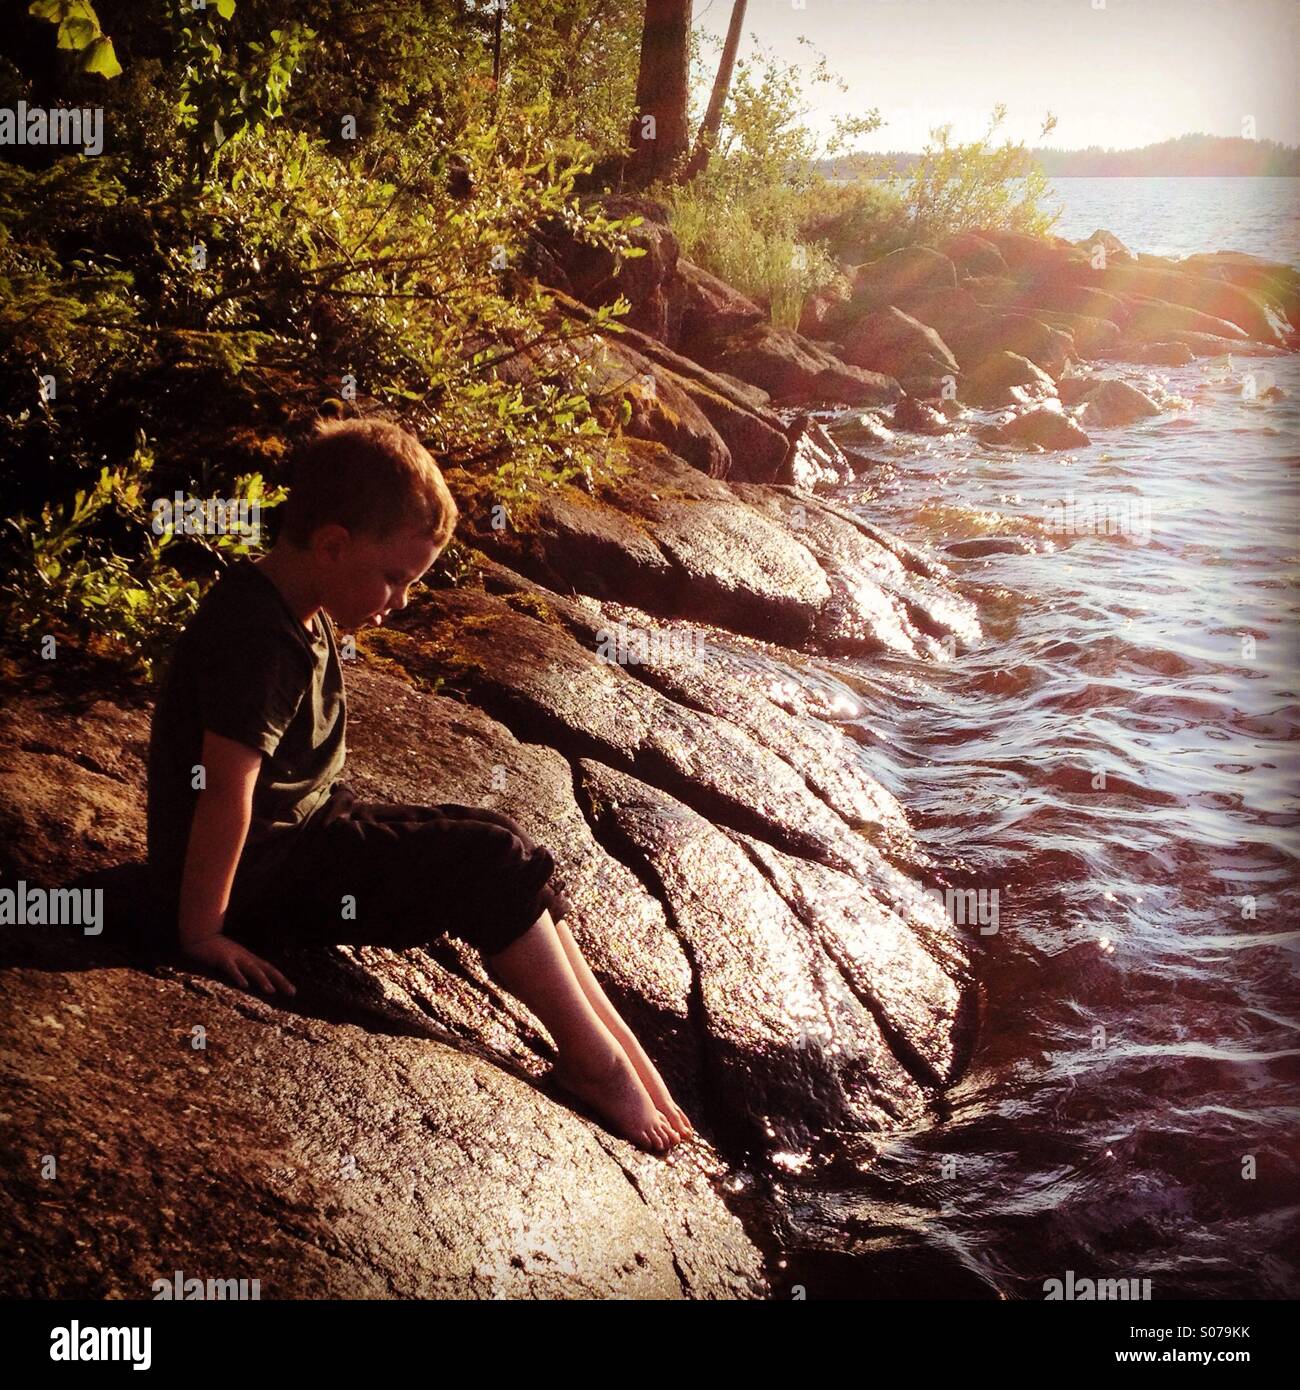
top-left (146, 557), bottom-right (347, 920)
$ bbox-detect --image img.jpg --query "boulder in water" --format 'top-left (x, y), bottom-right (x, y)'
top-left (1072, 378), bottom-right (1161, 428)
top-left (981, 405), bottom-right (1091, 451)
top-left (890, 395), bottom-right (953, 435)
top-left (959, 350), bottom-right (1056, 409)
top-left (839, 305), bottom-right (959, 383)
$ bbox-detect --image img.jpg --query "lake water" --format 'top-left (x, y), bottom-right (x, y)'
top-left (769, 177), bottom-right (1299, 1298)
top-left (1041, 176), bottom-right (1300, 265)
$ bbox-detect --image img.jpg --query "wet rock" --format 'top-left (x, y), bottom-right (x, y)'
top-left (472, 556), bottom-right (916, 838)
top-left (1095, 328), bottom-right (1281, 362)
top-left (694, 322), bottom-right (901, 407)
top-left (724, 485), bottom-right (982, 659)
top-left (981, 405), bottom-right (1091, 451)
top-left (945, 536), bottom-right (1038, 558)
top-left (0, 667), bottom-right (765, 1298)
top-left (573, 760), bottom-right (969, 1152)
top-left (777, 414), bottom-right (855, 489)
top-left (1117, 341), bottom-right (1195, 366)
top-left (823, 408), bottom-right (895, 449)
top-left (1057, 374), bottom-right (1104, 407)
top-left (959, 350), bottom-right (1057, 409)
top-left (890, 396), bottom-right (954, 435)
top-left (1071, 378), bottom-right (1161, 428)
top-left (839, 305), bottom-right (960, 383)
top-left (459, 438), bottom-right (978, 660)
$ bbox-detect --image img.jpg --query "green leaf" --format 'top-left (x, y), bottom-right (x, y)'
top-left (57, 17), bottom-right (97, 50)
top-left (81, 36), bottom-right (122, 78)
top-left (215, 0), bottom-right (236, 18)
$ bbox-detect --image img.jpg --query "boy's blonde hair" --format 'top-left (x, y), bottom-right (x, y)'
top-left (278, 417), bottom-right (458, 549)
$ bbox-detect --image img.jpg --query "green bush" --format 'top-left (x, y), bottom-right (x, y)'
top-left (0, 435), bottom-right (285, 681)
top-left (898, 105), bottom-right (1062, 243)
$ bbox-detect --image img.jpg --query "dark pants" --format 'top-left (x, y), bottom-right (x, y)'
top-left (221, 783), bottom-right (574, 958)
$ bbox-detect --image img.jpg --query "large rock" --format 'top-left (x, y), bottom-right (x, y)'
top-left (526, 193), bottom-right (681, 342)
top-left (845, 245), bottom-right (957, 313)
top-left (959, 350), bottom-right (1057, 409)
top-left (981, 404), bottom-right (1091, 450)
top-left (551, 331), bottom-right (732, 479)
top-left (1072, 228), bottom-right (1136, 264)
top-left (0, 663), bottom-right (766, 1298)
top-left (694, 323), bottom-right (901, 407)
top-left (1031, 310), bottom-right (1123, 356)
top-left (1121, 294), bottom-right (1250, 343)
top-left (885, 285), bottom-right (988, 342)
top-left (1098, 261), bottom-right (1288, 343)
top-left (1179, 251), bottom-right (1300, 328)
top-left (943, 312), bottom-right (1076, 376)
top-left (0, 536), bottom-right (984, 1297)
top-left (890, 396), bottom-right (954, 435)
top-left (939, 232), bottom-right (1008, 278)
top-left (976, 229), bottom-right (1093, 278)
top-left (1071, 378), bottom-right (1161, 428)
top-left (455, 438), bottom-right (977, 659)
top-left (778, 414), bottom-right (856, 489)
top-left (675, 257), bottom-right (767, 352)
top-left (838, 305), bottom-right (959, 384)
top-left (549, 291), bottom-right (793, 483)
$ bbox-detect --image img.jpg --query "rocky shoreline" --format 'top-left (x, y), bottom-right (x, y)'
top-left (1, 197), bottom-right (1295, 1298)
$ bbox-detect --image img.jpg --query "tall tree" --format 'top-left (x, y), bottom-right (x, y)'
top-left (625, 0), bottom-right (691, 186)
top-left (682, 0), bottom-right (745, 182)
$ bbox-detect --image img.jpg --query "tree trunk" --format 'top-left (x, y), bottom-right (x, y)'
top-left (682, 0), bottom-right (745, 182)
top-left (626, 0), bottom-right (692, 188)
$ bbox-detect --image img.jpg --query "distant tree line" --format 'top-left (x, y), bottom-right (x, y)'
top-left (820, 133), bottom-right (1300, 178)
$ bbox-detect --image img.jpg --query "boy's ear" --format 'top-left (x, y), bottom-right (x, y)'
top-left (312, 522), bottom-right (354, 562)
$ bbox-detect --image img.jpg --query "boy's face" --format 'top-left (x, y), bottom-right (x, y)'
top-left (313, 522), bottom-right (442, 630)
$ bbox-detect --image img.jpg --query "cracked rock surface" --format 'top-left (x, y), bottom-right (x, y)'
top-left (0, 440), bottom-right (980, 1298)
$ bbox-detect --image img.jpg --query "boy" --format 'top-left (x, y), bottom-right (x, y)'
top-left (146, 417), bottom-right (691, 1153)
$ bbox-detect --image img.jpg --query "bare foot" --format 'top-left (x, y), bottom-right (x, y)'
top-left (613, 1031), bottom-right (695, 1141)
top-left (552, 1043), bottom-right (681, 1153)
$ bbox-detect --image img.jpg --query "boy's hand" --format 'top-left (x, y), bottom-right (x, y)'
top-left (181, 934), bottom-right (297, 998)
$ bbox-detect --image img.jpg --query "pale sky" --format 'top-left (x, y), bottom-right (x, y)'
top-left (692, 0), bottom-right (1300, 152)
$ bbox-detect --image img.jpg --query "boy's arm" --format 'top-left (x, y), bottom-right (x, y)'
top-left (176, 729), bottom-right (264, 951)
